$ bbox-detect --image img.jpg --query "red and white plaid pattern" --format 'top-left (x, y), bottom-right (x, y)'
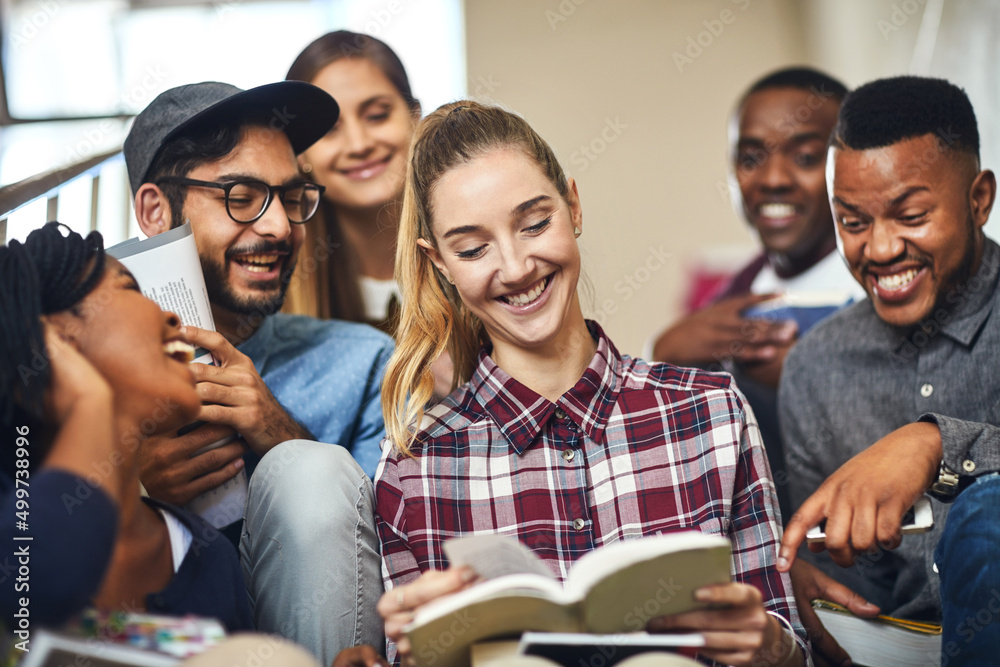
top-left (375, 322), bottom-right (808, 661)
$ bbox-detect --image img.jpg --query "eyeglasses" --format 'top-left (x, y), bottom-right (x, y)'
top-left (156, 177), bottom-right (325, 224)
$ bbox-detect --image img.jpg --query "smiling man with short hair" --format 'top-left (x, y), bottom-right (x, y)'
top-left (778, 75), bottom-right (1000, 663)
top-left (651, 68), bottom-right (863, 525)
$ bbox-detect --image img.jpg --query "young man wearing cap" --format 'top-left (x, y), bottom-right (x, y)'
top-left (777, 76), bottom-right (1000, 663)
top-left (124, 81), bottom-right (389, 665)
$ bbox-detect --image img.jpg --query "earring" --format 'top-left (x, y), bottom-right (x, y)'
top-left (573, 227), bottom-right (582, 238)
top-left (300, 163), bottom-right (313, 174)
top-left (447, 275), bottom-right (455, 285)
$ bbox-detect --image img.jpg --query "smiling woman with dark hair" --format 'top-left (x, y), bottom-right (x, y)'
top-left (0, 222), bottom-right (251, 631)
top-left (285, 30), bottom-right (421, 330)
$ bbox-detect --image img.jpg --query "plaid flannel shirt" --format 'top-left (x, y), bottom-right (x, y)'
top-left (375, 322), bottom-right (808, 662)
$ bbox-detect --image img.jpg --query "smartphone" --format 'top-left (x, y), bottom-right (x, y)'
top-left (805, 495), bottom-right (934, 544)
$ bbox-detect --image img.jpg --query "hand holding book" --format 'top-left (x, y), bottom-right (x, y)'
top-left (382, 533), bottom-right (802, 667)
top-left (646, 582), bottom-right (791, 667)
top-left (379, 566), bottom-right (480, 665)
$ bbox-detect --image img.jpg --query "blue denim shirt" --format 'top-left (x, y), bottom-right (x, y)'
top-left (238, 313), bottom-right (393, 478)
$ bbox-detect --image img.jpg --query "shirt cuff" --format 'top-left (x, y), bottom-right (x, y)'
top-left (918, 413), bottom-right (1000, 479)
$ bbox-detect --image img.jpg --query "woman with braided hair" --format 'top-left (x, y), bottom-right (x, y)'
top-left (0, 222), bottom-right (252, 631)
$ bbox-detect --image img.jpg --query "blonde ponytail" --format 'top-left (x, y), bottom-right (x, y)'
top-left (381, 101), bottom-right (569, 456)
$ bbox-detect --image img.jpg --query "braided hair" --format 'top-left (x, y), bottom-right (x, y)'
top-left (0, 222), bottom-right (106, 431)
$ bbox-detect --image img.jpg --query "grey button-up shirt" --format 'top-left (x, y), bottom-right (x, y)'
top-left (780, 237), bottom-right (1000, 620)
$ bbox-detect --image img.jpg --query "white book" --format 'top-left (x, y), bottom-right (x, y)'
top-left (108, 223), bottom-right (247, 529)
top-left (405, 532), bottom-right (731, 667)
top-left (813, 601), bottom-right (941, 667)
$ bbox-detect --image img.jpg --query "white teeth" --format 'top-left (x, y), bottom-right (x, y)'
top-left (163, 340), bottom-right (195, 363)
top-left (237, 253), bottom-right (280, 273)
top-left (244, 253), bottom-right (277, 264)
top-left (503, 278), bottom-right (547, 306)
top-left (759, 203), bottom-right (796, 219)
top-left (239, 253), bottom-right (279, 271)
top-left (877, 268), bottom-right (918, 291)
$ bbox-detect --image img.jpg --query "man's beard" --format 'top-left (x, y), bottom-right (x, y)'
top-left (201, 242), bottom-right (296, 318)
top-left (931, 213), bottom-right (980, 317)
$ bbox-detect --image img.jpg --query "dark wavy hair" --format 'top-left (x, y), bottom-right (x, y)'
top-left (0, 222), bottom-right (106, 437)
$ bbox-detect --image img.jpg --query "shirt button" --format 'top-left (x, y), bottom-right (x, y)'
top-left (920, 383), bottom-right (933, 397)
top-left (963, 460), bottom-right (976, 473)
top-left (554, 408), bottom-right (567, 420)
top-left (573, 518), bottom-right (585, 530)
top-left (562, 449), bottom-right (575, 462)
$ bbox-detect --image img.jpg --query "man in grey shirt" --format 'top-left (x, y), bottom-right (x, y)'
top-left (776, 76), bottom-right (1000, 662)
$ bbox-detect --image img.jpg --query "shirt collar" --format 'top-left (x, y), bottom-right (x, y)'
top-left (902, 237), bottom-right (1000, 349)
top-left (236, 314), bottom-right (274, 376)
top-left (469, 321), bottom-right (623, 454)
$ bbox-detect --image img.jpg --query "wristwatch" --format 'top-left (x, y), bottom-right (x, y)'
top-left (929, 460), bottom-right (961, 499)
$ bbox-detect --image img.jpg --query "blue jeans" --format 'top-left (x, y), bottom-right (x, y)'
top-left (936, 473), bottom-right (1000, 666)
top-left (240, 440), bottom-right (385, 665)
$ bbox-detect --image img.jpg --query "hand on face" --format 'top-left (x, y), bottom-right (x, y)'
top-left (646, 582), bottom-right (788, 666)
top-left (377, 567), bottom-right (479, 667)
top-left (41, 322), bottom-right (113, 424)
top-left (45, 259), bottom-right (201, 432)
top-left (651, 293), bottom-right (797, 370)
top-left (779, 421), bottom-right (942, 570)
top-left (178, 326), bottom-right (314, 455)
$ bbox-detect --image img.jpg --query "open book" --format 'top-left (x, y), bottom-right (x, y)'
top-left (108, 223), bottom-right (247, 529)
top-left (812, 600), bottom-right (941, 667)
top-left (404, 532), bottom-right (731, 667)
top-left (741, 291), bottom-right (856, 336)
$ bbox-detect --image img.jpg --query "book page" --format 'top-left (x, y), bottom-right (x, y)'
top-left (566, 532), bottom-right (729, 596)
top-left (107, 223), bottom-right (216, 364)
top-left (410, 575), bottom-right (568, 628)
top-left (814, 606), bottom-right (941, 667)
top-left (567, 532), bottom-right (732, 634)
top-left (107, 224), bottom-right (247, 529)
top-left (445, 534), bottom-right (556, 581)
top-left (407, 584), bottom-right (577, 667)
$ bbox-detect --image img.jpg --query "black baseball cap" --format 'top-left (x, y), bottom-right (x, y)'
top-left (124, 81), bottom-right (338, 194)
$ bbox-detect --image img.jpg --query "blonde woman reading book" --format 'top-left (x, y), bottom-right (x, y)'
top-left (372, 102), bottom-right (810, 666)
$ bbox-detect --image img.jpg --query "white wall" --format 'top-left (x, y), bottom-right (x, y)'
top-left (466, 0), bottom-right (811, 355)
top-left (464, 0), bottom-right (940, 355)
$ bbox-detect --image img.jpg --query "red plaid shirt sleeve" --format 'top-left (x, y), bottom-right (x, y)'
top-left (375, 451), bottom-right (422, 589)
